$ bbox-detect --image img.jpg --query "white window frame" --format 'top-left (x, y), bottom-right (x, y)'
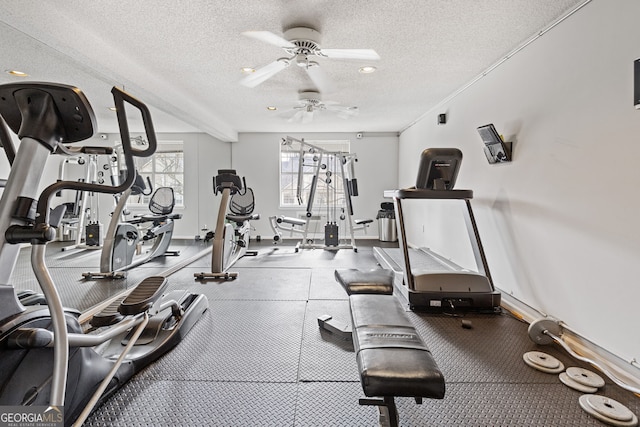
top-left (128, 140), bottom-right (185, 208)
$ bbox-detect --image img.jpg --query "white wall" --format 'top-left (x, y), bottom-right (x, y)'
top-left (234, 132), bottom-right (398, 240)
top-left (154, 132), bottom-right (231, 238)
top-left (399, 0), bottom-right (640, 364)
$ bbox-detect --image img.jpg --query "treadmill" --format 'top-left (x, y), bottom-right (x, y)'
top-left (373, 148), bottom-right (501, 312)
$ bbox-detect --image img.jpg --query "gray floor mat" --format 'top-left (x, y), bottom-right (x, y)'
top-left (84, 380), bottom-right (297, 426)
top-left (402, 382), bottom-right (635, 426)
top-left (174, 267), bottom-right (311, 301)
top-left (295, 382), bottom-right (375, 426)
top-left (409, 311), bottom-right (583, 384)
top-left (299, 299), bottom-right (358, 382)
top-left (309, 267), bottom-right (349, 300)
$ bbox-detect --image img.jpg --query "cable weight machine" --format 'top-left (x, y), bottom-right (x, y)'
top-left (270, 136), bottom-right (371, 252)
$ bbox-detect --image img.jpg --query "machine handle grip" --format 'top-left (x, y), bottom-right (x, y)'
top-left (141, 176), bottom-right (153, 196)
top-left (0, 116), bottom-right (16, 166)
top-left (111, 86), bottom-right (157, 158)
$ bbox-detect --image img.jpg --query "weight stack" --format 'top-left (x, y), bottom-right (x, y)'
top-left (325, 223), bottom-right (339, 246)
top-left (86, 222), bottom-right (103, 246)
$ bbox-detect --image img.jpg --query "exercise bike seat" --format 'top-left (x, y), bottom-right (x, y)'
top-left (226, 187), bottom-right (258, 224)
top-left (128, 186), bottom-right (180, 224)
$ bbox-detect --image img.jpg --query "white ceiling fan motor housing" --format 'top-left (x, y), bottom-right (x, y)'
top-left (298, 91), bottom-right (322, 104)
top-left (284, 27), bottom-right (322, 46)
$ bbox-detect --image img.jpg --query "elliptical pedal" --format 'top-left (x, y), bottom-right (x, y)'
top-left (119, 276), bottom-right (168, 315)
top-left (91, 295), bottom-right (127, 328)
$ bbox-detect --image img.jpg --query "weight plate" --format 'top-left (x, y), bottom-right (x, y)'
top-left (566, 367), bottom-right (605, 388)
top-left (559, 372), bottom-right (598, 393)
top-left (524, 351), bottom-right (561, 369)
top-left (583, 395), bottom-right (636, 423)
top-left (523, 352), bottom-right (565, 374)
top-left (578, 394), bottom-right (638, 427)
top-left (528, 318), bottom-right (562, 345)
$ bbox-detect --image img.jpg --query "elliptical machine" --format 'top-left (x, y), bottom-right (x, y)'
top-left (0, 82), bottom-right (208, 426)
top-left (194, 169), bottom-right (259, 280)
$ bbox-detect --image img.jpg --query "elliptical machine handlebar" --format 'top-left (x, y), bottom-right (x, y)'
top-left (0, 116), bottom-right (16, 165)
top-left (6, 87), bottom-right (158, 244)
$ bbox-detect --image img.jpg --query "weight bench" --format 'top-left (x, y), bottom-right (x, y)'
top-left (323, 269), bottom-right (446, 427)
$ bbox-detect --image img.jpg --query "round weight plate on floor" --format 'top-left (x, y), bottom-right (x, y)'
top-left (579, 395), bottom-right (638, 426)
top-left (559, 372), bottom-right (598, 393)
top-left (523, 352), bottom-right (565, 374)
top-left (524, 351), bottom-right (561, 369)
top-left (566, 367), bottom-right (605, 388)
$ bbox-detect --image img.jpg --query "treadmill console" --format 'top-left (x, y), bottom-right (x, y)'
top-left (415, 148), bottom-right (462, 190)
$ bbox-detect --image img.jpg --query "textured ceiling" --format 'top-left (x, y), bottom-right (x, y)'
top-left (0, 0), bottom-right (587, 141)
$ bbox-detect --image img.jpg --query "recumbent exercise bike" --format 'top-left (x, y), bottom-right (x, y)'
top-left (83, 171), bottom-right (182, 279)
top-left (195, 169), bottom-right (259, 280)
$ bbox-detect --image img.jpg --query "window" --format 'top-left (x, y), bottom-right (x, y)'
top-left (130, 141), bottom-right (184, 207)
top-left (279, 139), bottom-right (350, 208)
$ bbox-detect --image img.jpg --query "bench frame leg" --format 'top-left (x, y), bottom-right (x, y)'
top-left (359, 397), bottom-right (399, 427)
top-left (317, 314), bottom-right (352, 340)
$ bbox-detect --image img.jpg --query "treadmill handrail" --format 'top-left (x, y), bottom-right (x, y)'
top-left (384, 188), bottom-right (473, 200)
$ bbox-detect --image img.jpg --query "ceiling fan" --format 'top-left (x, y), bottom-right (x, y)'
top-left (240, 27), bottom-right (380, 93)
top-left (283, 91), bottom-right (359, 124)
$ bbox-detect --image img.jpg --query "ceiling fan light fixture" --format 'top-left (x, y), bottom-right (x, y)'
top-left (295, 54), bottom-right (310, 68)
top-left (358, 66), bottom-right (377, 74)
top-left (6, 70), bottom-right (28, 77)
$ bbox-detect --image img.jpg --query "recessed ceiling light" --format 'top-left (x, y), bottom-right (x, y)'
top-left (266, 106), bottom-right (277, 111)
top-left (108, 107), bottom-right (117, 111)
top-left (6, 70), bottom-right (28, 77)
top-left (358, 66), bottom-right (377, 74)
top-left (241, 67), bottom-right (256, 74)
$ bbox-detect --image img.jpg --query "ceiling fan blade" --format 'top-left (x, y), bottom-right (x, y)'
top-left (326, 104), bottom-right (357, 114)
top-left (326, 104), bottom-right (359, 119)
top-left (240, 59), bottom-right (290, 88)
top-left (241, 31), bottom-right (296, 48)
top-left (305, 65), bottom-right (336, 94)
top-left (319, 48), bottom-right (380, 60)
top-left (302, 110), bottom-right (314, 124)
top-left (288, 110), bottom-right (305, 123)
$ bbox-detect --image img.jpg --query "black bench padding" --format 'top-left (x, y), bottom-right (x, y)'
top-left (350, 294), bottom-right (445, 399)
top-left (335, 268), bottom-right (394, 295)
